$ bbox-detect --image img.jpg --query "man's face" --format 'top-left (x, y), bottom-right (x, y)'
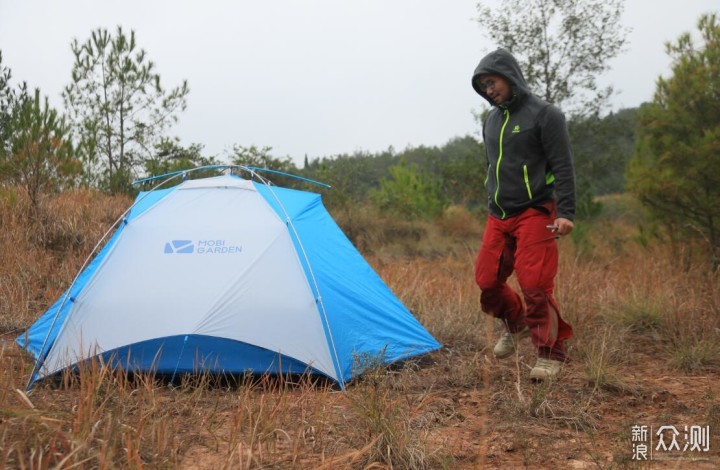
top-left (477, 74), bottom-right (512, 105)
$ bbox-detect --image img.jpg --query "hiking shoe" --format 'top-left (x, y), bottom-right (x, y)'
top-left (529, 358), bottom-right (563, 381)
top-left (493, 327), bottom-right (530, 359)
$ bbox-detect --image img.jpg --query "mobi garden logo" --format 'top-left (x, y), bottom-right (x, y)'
top-left (164, 239), bottom-right (242, 255)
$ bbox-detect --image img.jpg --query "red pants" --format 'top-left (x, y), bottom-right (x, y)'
top-left (474, 203), bottom-right (573, 361)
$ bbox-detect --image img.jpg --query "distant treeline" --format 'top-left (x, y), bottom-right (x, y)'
top-left (295, 107), bottom-right (639, 221)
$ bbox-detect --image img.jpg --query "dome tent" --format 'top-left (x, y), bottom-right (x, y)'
top-left (18, 167), bottom-right (440, 389)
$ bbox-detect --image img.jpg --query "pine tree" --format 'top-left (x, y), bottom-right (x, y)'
top-left (2, 88), bottom-right (80, 210)
top-left (63, 27), bottom-right (189, 192)
top-left (627, 13), bottom-right (720, 268)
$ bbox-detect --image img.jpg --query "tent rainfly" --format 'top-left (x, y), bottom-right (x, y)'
top-left (18, 169), bottom-right (441, 389)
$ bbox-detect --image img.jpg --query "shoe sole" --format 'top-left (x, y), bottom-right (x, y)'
top-left (529, 372), bottom-right (559, 382)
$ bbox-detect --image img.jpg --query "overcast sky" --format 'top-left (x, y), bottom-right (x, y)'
top-left (1, 1), bottom-right (717, 164)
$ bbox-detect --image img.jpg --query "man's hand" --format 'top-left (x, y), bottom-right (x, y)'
top-left (553, 217), bottom-right (574, 236)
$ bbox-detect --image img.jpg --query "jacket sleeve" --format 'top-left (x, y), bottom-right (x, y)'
top-left (539, 105), bottom-right (576, 221)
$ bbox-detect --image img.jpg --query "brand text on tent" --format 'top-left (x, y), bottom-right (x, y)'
top-left (197, 239), bottom-right (242, 254)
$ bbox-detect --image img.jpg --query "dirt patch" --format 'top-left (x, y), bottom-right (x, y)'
top-left (426, 339), bottom-right (720, 469)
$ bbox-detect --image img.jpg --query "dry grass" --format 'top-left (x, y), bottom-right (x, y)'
top-left (0, 187), bottom-right (131, 334)
top-left (1, 188), bottom-right (719, 468)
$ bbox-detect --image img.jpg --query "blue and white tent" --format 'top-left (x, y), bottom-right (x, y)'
top-left (18, 170), bottom-right (440, 389)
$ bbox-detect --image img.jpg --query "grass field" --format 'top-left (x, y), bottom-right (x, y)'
top-left (1, 188), bottom-right (719, 468)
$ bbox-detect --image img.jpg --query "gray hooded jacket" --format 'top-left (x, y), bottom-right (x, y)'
top-left (472, 48), bottom-right (575, 221)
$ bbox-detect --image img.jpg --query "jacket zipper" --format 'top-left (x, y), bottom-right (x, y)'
top-left (523, 164), bottom-right (533, 199)
top-left (494, 109), bottom-right (510, 219)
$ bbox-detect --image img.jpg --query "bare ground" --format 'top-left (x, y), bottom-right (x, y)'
top-left (430, 341), bottom-right (720, 469)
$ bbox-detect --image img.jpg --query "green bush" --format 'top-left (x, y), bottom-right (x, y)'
top-left (371, 161), bottom-right (448, 220)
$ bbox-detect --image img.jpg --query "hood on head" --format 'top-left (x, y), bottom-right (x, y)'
top-left (472, 48), bottom-right (529, 106)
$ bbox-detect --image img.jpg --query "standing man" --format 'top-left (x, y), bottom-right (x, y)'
top-left (471, 48), bottom-right (575, 380)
